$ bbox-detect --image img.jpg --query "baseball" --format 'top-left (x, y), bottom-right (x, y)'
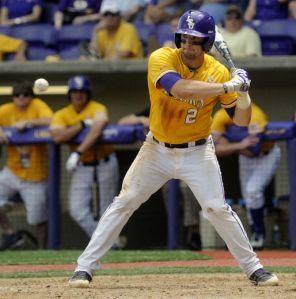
top-left (34, 78), bottom-right (49, 92)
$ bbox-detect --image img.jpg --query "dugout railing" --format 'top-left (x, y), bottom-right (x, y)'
top-left (1, 122), bottom-right (296, 249)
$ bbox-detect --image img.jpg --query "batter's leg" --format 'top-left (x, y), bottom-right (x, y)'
top-left (75, 139), bottom-right (172, 275)
top-left (179, 141), bottom-right (262, 277)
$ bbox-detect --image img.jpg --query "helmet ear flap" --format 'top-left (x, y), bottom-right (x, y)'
top-left (175, 33), bottom-right (181, 48)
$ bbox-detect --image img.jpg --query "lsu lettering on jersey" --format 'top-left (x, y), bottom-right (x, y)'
top-left (148, 47), bottom-right (237, 144)
top-left (212, 103), bottom-right (274, 153)
top-left (51, 100), bottom-right (113, 162)
top-left (0, 98), bottom-right (53, 181)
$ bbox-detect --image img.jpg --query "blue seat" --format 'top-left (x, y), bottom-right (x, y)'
top-left (59, 46), bottom-right (81, 60)
top-left (28, 47), bottom-right (58, 61)
top-left (257, 20), bottom-right (296, 55)
top-left (57, 23), bottom-right (96, 51)
top-left (155, 23), bottom-right (173, 47)
top-left (0, 26), bottom-right (12, 35)
top-left (10, 24), bottom-right (57, 47)
top-left (133, 22), bottom-right (155, 55)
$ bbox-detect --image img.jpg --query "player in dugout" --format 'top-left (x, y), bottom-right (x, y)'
top-left (69, 10), bottom-right (279, 287)
top-left (0, 81), bottom-right (53, 250)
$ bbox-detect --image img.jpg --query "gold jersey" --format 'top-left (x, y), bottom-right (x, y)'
top-left (147, 47), bottom-right (237, 144)
top-left (212, 103), bottom-right (274, 153)
top-left (0, 99), bottom-right (53, 181)
top-left (51, 100), bottom-right (113, 162)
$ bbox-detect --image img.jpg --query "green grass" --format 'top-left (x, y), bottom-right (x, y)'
top-left (0, 250), bottom-right (210, 265)
top-left (0, 267), bottom-right (295, 279)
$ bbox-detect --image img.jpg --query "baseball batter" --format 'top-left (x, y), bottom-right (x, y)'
top-left (50, 75), bottom-right (119, 238)
top-left (69, 10), bottom-right (278, 287)
top-left (212, 103), bottom-right (281, 249)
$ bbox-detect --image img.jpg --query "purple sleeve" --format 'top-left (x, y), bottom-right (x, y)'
top-left (158, 72), bottom-right (182, 94)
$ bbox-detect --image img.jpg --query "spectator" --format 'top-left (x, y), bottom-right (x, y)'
top-left (217, 6), bottom-right (262, 58)
top-left (144, 0), bottom-right (180, 25)
top-left (54, 0), bottom-right (102, 30)
top-left (0, 81), bottom-right (52, 250)
top-left (199, 0), bottom-right (242, 25)
top-left (85, 1), bottom-right (143, 60)
top-left (50, 75), bottom-right (119, 239)
top-left (0, 35), bottom-right (27, 61)
top-left (289, 0), bottom-right (296, 18)
top-left (212, 102), bottom-right (281, 250)
top-left (109, 0), bottom-right (149, 22)
top-left (0, 0), bottom-right (43, 26)
top-left (244, 0), bottom-right (289, 23)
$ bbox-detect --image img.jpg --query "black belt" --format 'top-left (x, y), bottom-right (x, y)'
top-left (81, 155), bottom-right (110, 166)
top-left (153, 136), bottom-right (206, 148)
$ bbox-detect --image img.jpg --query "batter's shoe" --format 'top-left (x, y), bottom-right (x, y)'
top-left (68, 271), bottom-right (92, 288)
top-left (249, 268), bottom-right (279, 286)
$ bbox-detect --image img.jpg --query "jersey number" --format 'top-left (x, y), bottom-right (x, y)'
top-left (185, 108), bottom-right (197, 124)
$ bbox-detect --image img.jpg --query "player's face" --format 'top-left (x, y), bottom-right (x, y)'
top-left (180, 34), bottom-right (204, 60)
top-left (70, 90), bottom-right (88, 111)
top-left (13, 93), bottom-right (32, 109)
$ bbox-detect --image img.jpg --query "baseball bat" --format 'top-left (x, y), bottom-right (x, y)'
top-left (214, 25), bottom-right (237, 73)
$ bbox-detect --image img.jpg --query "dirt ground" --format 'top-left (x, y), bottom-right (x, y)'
top-left (0, 273), bottom-right (296, 299)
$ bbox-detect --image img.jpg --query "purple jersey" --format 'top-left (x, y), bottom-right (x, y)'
top-left (2, 0), bottom-right (42, 19)
top-left (58, 0), bottom-right (101, 13)
top-left (256, 0), bottom-right (288, 20)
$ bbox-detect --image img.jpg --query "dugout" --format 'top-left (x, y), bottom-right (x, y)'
top-left (0, 56), bottom-right (295, 250)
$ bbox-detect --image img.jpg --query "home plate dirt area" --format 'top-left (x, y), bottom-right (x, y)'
top-left (0, 250), bottom-right (295, 299)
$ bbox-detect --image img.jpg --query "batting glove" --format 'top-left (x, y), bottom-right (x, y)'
top-left (66, 152), bottom-right (81, 172)
top-left (223, 73), bottom-right (250, 93)
top-left (231, 68), bottom-right (248, 78)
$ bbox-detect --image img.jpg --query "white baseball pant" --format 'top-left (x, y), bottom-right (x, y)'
top-left (0, 167), bottom-right (47, 225)
top-left (75, 132), bottom-right (262, 277)
top-left (239, 145), bottom-right (281, 210)
top-left (69, 153), bottom-right (119, 237)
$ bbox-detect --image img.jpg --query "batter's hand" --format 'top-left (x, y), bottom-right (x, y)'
top-left (240, 135), bottom-right (259, 149)
top-left (224, 71), bottom-right (250, 93)
top-left (66, 152), bottom-right (81, 172)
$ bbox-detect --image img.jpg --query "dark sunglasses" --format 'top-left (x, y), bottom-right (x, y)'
top-left (180, 38), bottom-right (204, 46)
top-left (103, 12), bottom-right (119, 17)
top-left (13, 92), bottom-right (32, 97)
top-left (226, 15), bottom-right (242, 20)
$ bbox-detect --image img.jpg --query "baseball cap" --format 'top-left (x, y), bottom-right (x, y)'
top-left (225, 5), bottom-right (243, 20)
top-left (12, 81), bottom-right (34, 97)
top-left (100, 1), bottom-right (120, 16)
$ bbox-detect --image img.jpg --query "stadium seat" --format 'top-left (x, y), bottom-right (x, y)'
top-left (133, 22), bottom-right (155, 56)
top-left (28, 47), bottom-right (58, 61)
top-left (10, 24), bottom-right (57, 47)
top-left (59, 46), bottom-right (81, 60)
top-left (257, 20), bottom-right (296, 55)
top-left (0, 26), bottom-right (12, 35)
top-left (57, 23), bottom-right (96, 51)
top-left (155, 23), bottom-right (173, 47)
top-left (9, 24), bottom-right (58, 61)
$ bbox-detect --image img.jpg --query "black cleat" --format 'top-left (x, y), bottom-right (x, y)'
top-left (68, 271), bottom-right (92, 288)
top-left (249, 268), bottom-right (279, 286)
